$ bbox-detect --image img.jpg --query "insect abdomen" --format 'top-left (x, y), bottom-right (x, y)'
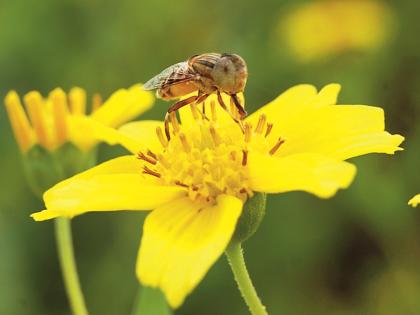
top-left (158, 81), bottom-right (198, 100)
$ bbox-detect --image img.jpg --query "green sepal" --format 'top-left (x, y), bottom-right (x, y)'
top-left (231, 192), bottom-right (267, 244)
top-left (22, 143), bottom-right (97, 199)
top-left (53, 142), bottom-right (97, 179)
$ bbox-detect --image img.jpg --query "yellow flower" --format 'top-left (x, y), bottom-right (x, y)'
top-left (4, 84), bottom-right (154, 153)
top-left (278, 0), bottom-right (395, 62)
top-left (31, 84), bottom-right (404, 308)
top-left (408, 194), bottom-right (420, 207)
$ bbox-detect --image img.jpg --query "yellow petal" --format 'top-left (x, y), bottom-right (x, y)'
top-left (308, 83), bottom-right (341, 107)
top-left (50, 88), bottom-right (70, 147)
top-left (4, 90), bottom-right (36, 152)
top-left (24, 91), bottom-right (54, 150)
top-left (246, 84), bottom-right (318, 124)
top-left (118, 120), bottom-right (164, 153)
top-left (248, 152), bottom-right (356, 198)
top-left (68, 87), bottom-right (87, 115)
top-left (31, 156), bottom-right (186, 220)
top-left (273, 105), bottom-right (404, 160)
top-left (68, 116), bottom-right (141, 152)
top-left (408, 194), bottom-right (420, 207)
top-left (31, 209), bottom-right (62, 221)
top-left (137, 194), bottom-right (243, 308)
top-left (248, 84), bottom-right (403, 160)
top-left (91, 84), bottom-right (154, 128)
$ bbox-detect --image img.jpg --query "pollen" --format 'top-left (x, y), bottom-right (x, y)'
top-left (139, 108), bottom-right (286, 203)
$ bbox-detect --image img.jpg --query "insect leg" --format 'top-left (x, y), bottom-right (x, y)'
top-left (195, 93), bottom-right (210, 120)
top-left (217, 90), bottom-right (229, 112)
top-left (216, 90), bottom-right (244, 132)
top-left (165, 95), bottom-right (198, 140)
top-left (217, 90), bottom-right (245, 132)
top-left (202, 101), bottom-right (206, 116)
top-left (167, 95), bottom-right (198, 113)
top-left (230, 94), bottom-right (247, 119)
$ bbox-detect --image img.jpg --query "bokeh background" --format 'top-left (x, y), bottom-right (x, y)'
top-left (1, 0), bottom-right (419, 314)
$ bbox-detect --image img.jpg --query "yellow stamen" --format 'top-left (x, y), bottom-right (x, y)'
top-left (265, 123), bottom-right (273, 137)
top-left (175, 181), bottom-right (189, 188)
top-left (201, 101), bottom-right (206, 116)
top-left (269, 138), bottom-right (285, 155)
top-left (69, 87), bottom-right (86, 115)
top-left (255, 114), bottom-right (267, 134)
top-left (137, 152), bottom-right (157, 165)
top-left (91, 93), bottom-right (102, 112)
top-left (190, 103), bottom-right (200, 121)
top-left (4, 91), bottom-right (34, 152)
top-left (209, 125), bottom-right (221, 145)
top-left (169, 112), bottom-right (180, 133)
top-left (156, 126), bottom-right (168, 147)
top-left (147, 150), bottom-right (157, 160)
top-left (152, 105), bottom-right (253, 202)
top-left (230, 98), bottom-right (238, 120)
top-left (143, 166), bottom-right (161, 178)
top-left (24, 91), bottom-right (51, 149)
top-left (179, 133), bottom-right (191, 152)
top-left (157, 154), bottom-right (170, 169)
top-left (50, 88), bottom-right (69, 147)
top-left (242, 150), bottom-right (248, 166)
top-left (210, 100), bottom-right (217, 121)
top-left (244, 122), bottom-right (252, 142)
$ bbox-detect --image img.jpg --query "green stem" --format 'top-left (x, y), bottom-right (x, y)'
top-left (225, 242), bottom-right (268, 315)
top-left (131, 286), bottom-right (171, 315)
top-left (54, 218), bottom-right (89, 315)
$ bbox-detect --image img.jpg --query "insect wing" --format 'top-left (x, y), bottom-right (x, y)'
top-left (143, 61), bottom-right (194, 90)
top-left (191, 53), bottom-right (221, 69)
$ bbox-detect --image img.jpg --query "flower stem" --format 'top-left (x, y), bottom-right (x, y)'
top-left (225, 242), bottom-right (268, 315)
top-left (54, 217), bottom-right (89, 315)
top-left (131, 286), bottom-right (171, 315)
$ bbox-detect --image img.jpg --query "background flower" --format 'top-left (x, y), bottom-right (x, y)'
top-left (408, 194), bottom-right (420, 207)
top-left (276, 0), bottom-right (395, 62)
top-left (3, 84), bottom-right (153, 196)
top-left (5, 84), bottom-right (153, 153)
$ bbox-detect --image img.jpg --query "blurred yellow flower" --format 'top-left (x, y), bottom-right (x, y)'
top-left (408, 194), bottom-right (420, 207)
top-left (278, 0), bottom-right (395, 62)
top-left (4, 84), bottom-right (154, 153)
top-left (31, 84), bottom-right (403, 308)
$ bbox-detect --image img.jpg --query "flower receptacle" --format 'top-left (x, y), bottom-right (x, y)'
top-left (23, 143), bottom-right (97, 198)
top-left (231, 192), bottom-right (267, 244)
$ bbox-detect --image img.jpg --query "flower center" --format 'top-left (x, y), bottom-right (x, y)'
top-left (138, 101), bottom-right (285, 203)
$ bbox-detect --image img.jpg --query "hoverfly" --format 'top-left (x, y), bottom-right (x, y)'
top-left (143, 53), bottom-right (248, 139)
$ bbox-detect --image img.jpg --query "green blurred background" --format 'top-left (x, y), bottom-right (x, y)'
top-left (1, 0), bottom-right (419, 314)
